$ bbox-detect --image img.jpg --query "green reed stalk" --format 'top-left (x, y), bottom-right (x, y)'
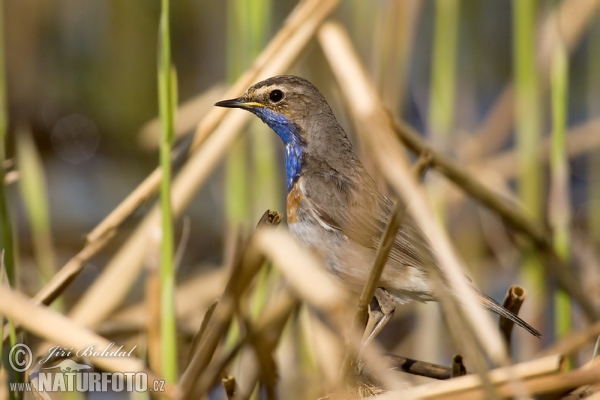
top-left (424, 0), bottom-right (460, 363)
top-left (513, 0), bottom-right (543, 348)
top-left (16, 128), bottom-right (63, 310)
top-left (0, 1), bottom-right (20, 396)
top-left (428, 0), bottom-right (459, 221)
top-left (549, 37), bottom-right (571, 341)
top-left (588, 21), bottom-right (600, 247)
top-left (429, 0), bottom-right (459, 144)
top-left (226, 0), bottom-right (250, 229)
top-left (0, 0), bottom-right (12, 293)
top-left (158, 0), bottom-right (177, 383)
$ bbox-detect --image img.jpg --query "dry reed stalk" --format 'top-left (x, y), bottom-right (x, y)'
top-left (442, 115), bottom-right (600, 215)
top-left (252, 228), bottom-right (349, 313)
top-left (388, 115), bottom-right (598, 321)
top-left (1, 231), bottom-right (114, 343)
top-left (378, 354), bottom-right (562, 400)
top-left (538, 320), bottom-right (600, 358)
top-left (64, 0), bottom-right (339, 330)
top-left (179, 210), bottom-right (282, 398)
top-left (0, 285), bottom-right (181, 399)
top-left (341, 153), bottom-right (431, 381)
top-left (318, 19), bottom-right (508, 369)
top-left (318, 21), bottom-right (524, 400)
top-left (383, 354), bottom-right (451, 380)
top-left (196, 289), bottom-right (298, 396)
top-left (472, 116), bottom-right (600, 181)
top-left (107, 267), bottom-right (227, 332)
top-left (138, 83), bottom-right (226, 149)
top-left (461, 0), bottom-right (600, 161)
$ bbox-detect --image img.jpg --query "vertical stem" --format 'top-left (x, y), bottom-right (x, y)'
top-left (549, 31), bottom-right (571, 345)
top-left (226, 0), bottom-right (250, 229)
top-left (513, 0), bottom-right (543, 353)
top-left (0, 0), bottom-right (12, 288)
top-left (158, 0), bottom-right (177, 383)
top-left (428, 0), bottom-right (460, 220)
top-left (0, 2), bottom-right (20, 397)
top-left (423, 0), bottom-right (459, 363)
top-left (429, 0), bottom-right (460, 142)
top-left (588, 19), bottom-right (600, 247)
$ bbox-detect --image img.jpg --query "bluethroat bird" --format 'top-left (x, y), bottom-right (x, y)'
top-left (215, 75), bottom-right (541, 338)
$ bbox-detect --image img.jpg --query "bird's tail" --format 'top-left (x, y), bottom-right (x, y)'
top-left (476, 291), bottom-right (542, 338)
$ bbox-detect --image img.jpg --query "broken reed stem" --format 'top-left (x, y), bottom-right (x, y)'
top-left (179, 210), bottom-right (282, 398)
top-left (499, 285), bottom-right (526, 348)
top-left (388, 115), bottom-right (599, 321)
top-left (383, 354), bottom-right (452, 380)
top-left (451, 355), bottom-right (467, 378)
top-left (342, 152), bottom-right (432, 379)
top-left (222, 374), bottom-right (237, 399)
top-left (379, 354), bottom-right (563, 400)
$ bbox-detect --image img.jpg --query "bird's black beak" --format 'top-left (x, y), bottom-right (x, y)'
top-left (214, 97), bottom-right (263, 110)
top-left (214, 97), bottom-right (243, 108)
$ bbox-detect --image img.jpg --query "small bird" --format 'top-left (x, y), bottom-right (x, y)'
top-left (215, 75), bottom-right (541, 338)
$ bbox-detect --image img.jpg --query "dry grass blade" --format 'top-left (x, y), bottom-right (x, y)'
top-left (0, 285), bottom-right (181, 399)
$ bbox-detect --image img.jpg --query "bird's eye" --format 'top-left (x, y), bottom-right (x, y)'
top-left (269, 89), bottom-right (284, 103)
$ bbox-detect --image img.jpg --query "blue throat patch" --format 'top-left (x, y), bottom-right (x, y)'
top-left (252, 107), bottom-right (304, 192)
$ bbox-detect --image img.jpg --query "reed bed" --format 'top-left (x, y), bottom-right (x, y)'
top-left (1, 1), bottom-right (600, 399)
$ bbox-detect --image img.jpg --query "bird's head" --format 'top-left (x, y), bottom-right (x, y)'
top-left (215, 75), bottom-right (334, 147)
top-left (215, 75), bottom-right (353, 192)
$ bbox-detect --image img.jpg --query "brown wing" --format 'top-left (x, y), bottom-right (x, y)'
top-left (302, 160), bottom-right (435, 271)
